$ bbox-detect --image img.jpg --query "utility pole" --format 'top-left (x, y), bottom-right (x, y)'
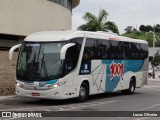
top-left (153, 25), bottom-right (156, 48)
top-left (152, 25), bottom-right (156, 79)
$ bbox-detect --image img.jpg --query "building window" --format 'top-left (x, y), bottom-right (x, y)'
top-left (48, 0), bottom-right (72, 10)
top-left (0, 34), bottom-right (19, 41)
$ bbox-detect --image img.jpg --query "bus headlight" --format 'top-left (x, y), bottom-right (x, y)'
top-left (16, 83), bottom-right (24, 88)
top-left (52, 81), bottom-right (66, 88)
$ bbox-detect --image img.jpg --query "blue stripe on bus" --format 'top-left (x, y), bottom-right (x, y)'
top-left (45, 80), bottom-right (57, 84)
top-left (102, 60), bottom-right (144, 92)
top-left (39, 80), bottom-right (57, 87)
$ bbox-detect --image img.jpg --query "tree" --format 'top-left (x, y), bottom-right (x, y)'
top-left (132, 28), bottom-right (140, 39)
top-left (139, 25), bottom-right (146, 32)
top-left (139, 25), bottom-right (154, 32)
top-left (145, 25), bottom-right (153, 32)
top-left (155, 24), bottom-right (160, 32)
top-left (77, 9), bottom-right (119, 34)
top-left (146, 34), bottom-right (153, 47)
top-left (124, 26), bottom-right (133, 33)
top-left (151, 50), bottom-right (160, 79)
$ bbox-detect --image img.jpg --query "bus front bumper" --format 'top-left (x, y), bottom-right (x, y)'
top-left (16, 85), bottom-right (65, 100)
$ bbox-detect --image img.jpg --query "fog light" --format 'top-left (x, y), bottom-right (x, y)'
top-left (16, 90), bottom-right (20, 95)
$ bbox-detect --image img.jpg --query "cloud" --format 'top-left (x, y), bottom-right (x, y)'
top-left (72, 0), bottom-right (160, 34)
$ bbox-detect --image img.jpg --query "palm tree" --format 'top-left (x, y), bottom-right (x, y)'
top-left (77, 9), bottom-right (119, 34)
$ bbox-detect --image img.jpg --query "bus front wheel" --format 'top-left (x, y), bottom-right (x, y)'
top-left (77, 83), bottom-right (89, 102)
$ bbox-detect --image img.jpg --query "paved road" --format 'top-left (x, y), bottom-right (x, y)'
top-left (0, 80), bottom-right (160, 120)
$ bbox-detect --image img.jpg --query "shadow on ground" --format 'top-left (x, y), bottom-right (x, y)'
top-left (23, 92), bottom-right (142, 106)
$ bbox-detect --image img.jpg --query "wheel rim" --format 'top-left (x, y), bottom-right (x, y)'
top-left (79, 87), bottom-right (86, 98)
top-left (148, 75), bottom-right (151, 78)
top-left (131, 84), bottom-right (135, 92)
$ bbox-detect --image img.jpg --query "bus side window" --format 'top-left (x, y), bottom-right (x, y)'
top-left (98, 40), bottom-right (109, 59)
top-left (117, 41), bottom-right (123, 59)
top-left (140, 43), bottom-right (148, 60)
top-left (108, 41), bottom-right (114, 59)
top-left (136, 43), bottom-right (141, 59)
top-left (109, 41), bottom-right (120, 59)
top-left (123, 42), bottom-right (131, 59)
top-left (82, 38), bottom-right (94, 62)
top-left (130, 43), bottom-right (139, 59)
top-left (82, 50), bottom-right (90, 61)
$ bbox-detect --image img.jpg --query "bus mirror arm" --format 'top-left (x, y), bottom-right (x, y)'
top-left (9, 44), bottom-right (22, 60)
top-left (60, 43), bottom-right (76, 60)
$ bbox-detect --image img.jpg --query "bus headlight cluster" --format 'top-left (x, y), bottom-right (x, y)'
top-left (52, 81), bottom-right (66, 88)
top-left (53, 84), bottom-right (59, 88)
top-left (17, 83), bottom-right (24, 88)
top-left (17, 83), bottom-right (20, 86)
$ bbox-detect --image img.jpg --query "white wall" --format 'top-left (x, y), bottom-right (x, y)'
top-left (0, 0), bottom-right (72, 36)
top-left (149, 47), bottom-right (160, 57)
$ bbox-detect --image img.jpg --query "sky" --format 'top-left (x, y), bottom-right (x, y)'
top-left (72, 0), bottom-right (160, 34)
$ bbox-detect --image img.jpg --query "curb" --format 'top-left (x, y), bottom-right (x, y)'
top-left (148, 79), bottom-right (160, 81)
top-left (0, 96), bottom-right (16, 100)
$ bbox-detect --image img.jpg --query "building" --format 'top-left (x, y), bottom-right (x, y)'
top-left (149, 47), bottom-right (160, 71)
top-left (149, 47), bottom-right (160, 60)
top-left (0, 0), bottom-right (80, 48)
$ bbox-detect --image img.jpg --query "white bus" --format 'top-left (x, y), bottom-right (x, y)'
top-left (9, 30), bottom-right (148, 101)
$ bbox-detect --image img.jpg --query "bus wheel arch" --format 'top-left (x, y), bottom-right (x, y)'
top-left (77, 80), bottom-right (89, 102)
top-left (121, 76), bottom-right (136, 95)
top-left (131, 76), bottom-right (136, 87)
top-left (128, 76), bottom-right (136, 94)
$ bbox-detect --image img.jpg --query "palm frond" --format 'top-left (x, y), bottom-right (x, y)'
top-left (77, 9), bottom-right (119, 33)
top-left (102, 21), bottom-right (119, 34)
top-left (98, 9), bottom-right (108, 24)
top-left (83, 12), bottom-right (97, 23)
top-left (78, 22), bottom-right (97, 31)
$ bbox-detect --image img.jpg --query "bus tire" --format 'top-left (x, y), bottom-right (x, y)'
top-left (77, 83), bottom-right (89, 102)
top-left (148, 73), bottom-right (152, 78)
top-left (121, 79), bottom-right (135, 95)
top-left (127, 79), bottom-right (136, 94)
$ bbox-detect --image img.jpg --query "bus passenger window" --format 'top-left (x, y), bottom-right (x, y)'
top-left (82, 38), bottom-right (95, 61)
top-left (109, 41), bottom-right (120, 59)
top-left (83, 51), bottom-right (90, 61)
top-left (140, 44), bottom-right (148, 59)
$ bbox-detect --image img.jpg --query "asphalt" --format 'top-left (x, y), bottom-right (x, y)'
top-left (0, 79), bottom-right (160, 120)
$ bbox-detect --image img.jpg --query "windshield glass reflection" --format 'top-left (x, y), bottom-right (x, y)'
top-left (17, 42), bottom-right (66, 80)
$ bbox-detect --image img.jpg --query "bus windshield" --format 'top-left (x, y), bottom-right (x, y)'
top-left (17, 42), bottom-right (66, 81)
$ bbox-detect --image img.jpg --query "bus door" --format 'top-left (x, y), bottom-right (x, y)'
top-left (63, 45), bottom-right (78, 96)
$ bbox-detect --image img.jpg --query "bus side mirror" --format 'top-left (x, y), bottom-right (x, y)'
top-left (9, 44), bottom-right (21, 60)
top-left (60, 43), bottom-right (76, 60)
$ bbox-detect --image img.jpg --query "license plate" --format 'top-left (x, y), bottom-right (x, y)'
top-left (32, 93), bottom-right (40, 96)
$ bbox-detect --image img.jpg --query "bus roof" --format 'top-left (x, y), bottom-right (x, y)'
top-left (24, 30), bottom-right (148, 44)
